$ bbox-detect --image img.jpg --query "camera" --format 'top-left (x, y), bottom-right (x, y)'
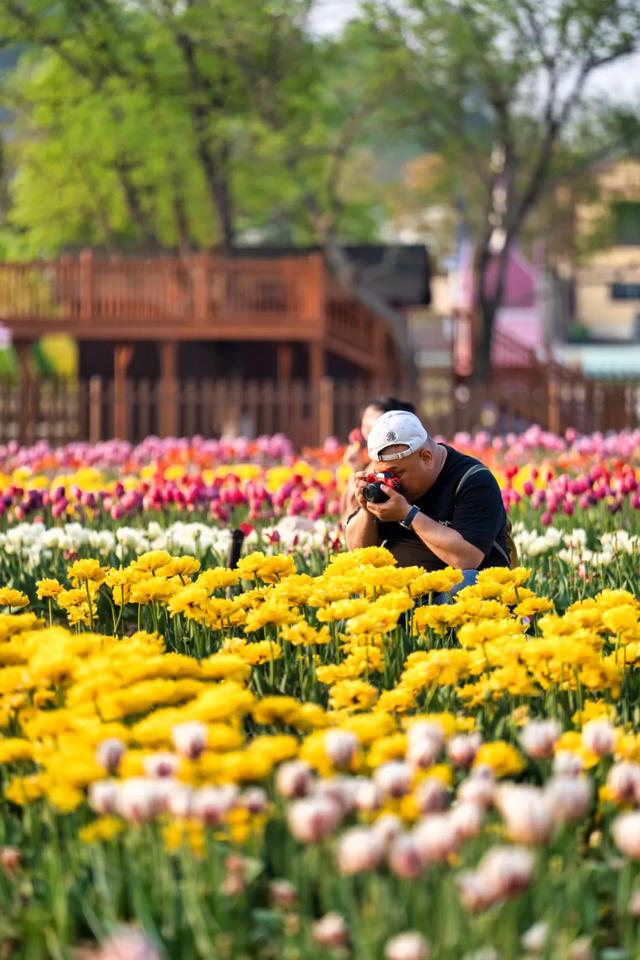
top-left (362, 470), bottom-right (401, 504)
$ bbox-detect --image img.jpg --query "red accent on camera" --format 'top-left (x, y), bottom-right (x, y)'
top-left (362, 470), bottom-right (401, 490)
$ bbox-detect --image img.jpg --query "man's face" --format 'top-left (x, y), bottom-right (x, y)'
top-left (372, 444), bottom-right (434, 499)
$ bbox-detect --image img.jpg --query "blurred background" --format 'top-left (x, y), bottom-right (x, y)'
top-left (0, 0), bottom-right (639, 444)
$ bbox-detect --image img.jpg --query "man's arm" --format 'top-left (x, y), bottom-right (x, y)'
top-left (409, 511), bottom-right (483, 569)
top-left (366, 484), bottom-right (483, 569)
top-left (344, 506), bottom-right (379, 549)
top-left (344, 472), bottom-right (380, 549)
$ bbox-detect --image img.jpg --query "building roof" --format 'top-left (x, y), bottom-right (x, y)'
top-left (556, 343), bottom-right (640, 379)
top-left (232, 244), bottom-right (432, 307)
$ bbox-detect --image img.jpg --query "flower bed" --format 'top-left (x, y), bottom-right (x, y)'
top-left (0, 429), bottom-right (639, 958)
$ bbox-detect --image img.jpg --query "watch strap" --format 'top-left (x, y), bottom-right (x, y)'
top-left (400, 504), bottom-right (420, 529)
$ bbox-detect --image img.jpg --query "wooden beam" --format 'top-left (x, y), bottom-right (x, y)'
top-left (15, 340), bottom-right (34, 447)
top-left (113, 343), bottom-right (134, 441)
top-left (159, 341), bottom-right (179, 436)
top-left (277, 343), bottom-right (293, 383)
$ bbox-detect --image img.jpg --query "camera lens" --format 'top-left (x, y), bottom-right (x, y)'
top-left (363, 482), bottom-right (388, 504)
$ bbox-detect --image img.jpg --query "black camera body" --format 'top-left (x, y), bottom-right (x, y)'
top-left (362, 470), bottom-right (401, 504)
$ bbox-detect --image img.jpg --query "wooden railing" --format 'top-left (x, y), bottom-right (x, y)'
top-left (0, 252), bottom-right (327, 338)
top-left (1, 374), bottom-right (637, 447)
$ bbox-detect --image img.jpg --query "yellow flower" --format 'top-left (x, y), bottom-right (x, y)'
top-left (473, 741), bottom-right (525, 778)
top-left (279, 622), bottom-right (331, 646)
top-left (196, 568), bottom-right (241, 592)
top-left (237, 552), bottom-right (296, 583)
top-left (79, 817), bottom-right (125, 844)
top-left (0, 588), bottom-right (29, 609)
top-left (252, 696), bottom-right (302, 726)
top-left (167, 585), bottom-right (209, 618)
top-left (328, 680), bottom-right (379, 712)
top-left (130, 577), bottom-right (177, 605)
top-left (5, 774), bottom-right (46, 805)
top-left (157, 556), bottom-right (201, 578)
top-left (0, 738), bottom-right (34, 764)
top-left (245, 602), bottom-right (298, 632)
top-left (132, 550), bottom-right (173, 573)
top-left (408, 567), bottom-right (464, 598)
top-left (36, 579), bottom-right (63, 599)
top-left (67, 559), bottom-right (107, 584)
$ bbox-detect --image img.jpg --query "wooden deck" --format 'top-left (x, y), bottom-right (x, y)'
top-left (0, 251), bottom-right (395, 380)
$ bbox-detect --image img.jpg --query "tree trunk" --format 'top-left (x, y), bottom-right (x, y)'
top-left (472, 233), bottom-right (513, 384)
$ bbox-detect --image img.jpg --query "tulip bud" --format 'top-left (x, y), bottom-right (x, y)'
top-left (384, 931), bottom-right (430, 960)
top-left (192, 786), bottom-right (237, 826)
top-left (287, 796), bottom-right (342, 843)
top-left (354, 778), bottom-right (382, 812)
top-left (496, 785), bottom-right (553, 845)
top-left (165, 783), bottom-right (194, 818)
top-left (312, 913), bottom-right (350, 949)
top-left (337, 827), bottom-right (384, 875)
top-left (449, 802), bottom-right (485, 842)
top-left (275, 760), bottom-right (313, 799)
top-left (96, 738), bottom-right (126, 775)
top-left (520, 720), bottom-right (560, 759)
top-left (521, 921), bottom-right (549, 954)
top-left (612, 811), bottom-right (640, 859)
top-left (269, 879), bottom-right (297, 909)
top-left (89, 780), bottom-right (120, 816)
top-left (388, 834), bottom-right (424, 879)
top-left (371, 814), bottom-right (403, 849)
top-left (172, 721), bottom-right (207, 759)
top-left (0, 846), bottom-right (21, 876)
top-left (582, 719), bottom-right (616, 757)
top-left (477, 845), bottom-right (534, 901)
top-left (374, 761), bottom-right (412, 799)
top-left (553, 750), bottom-right (583, 777)
top-left (607, 762), bottom-right (640, 804)
top-left (545, 776), bottom-right (591, 824)
top-left (413, 814), bottom-right (459, 863)
top-left (447, 733), bottom-right (481, 768)
top-left (97, 928), bottom-right (161, 960)
top-left (414, 778), bottom-right (450, 814)
top-left (143, 752), bottom-right (180, 779)
top-left (324, 729), bottom-right (359, 768)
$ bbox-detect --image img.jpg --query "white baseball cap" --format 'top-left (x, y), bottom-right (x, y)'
top-left (367, 410), bottom-right (429, 462)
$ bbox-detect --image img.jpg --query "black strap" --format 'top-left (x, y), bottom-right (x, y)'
top-left (454, 462), bottom-right (511, 567)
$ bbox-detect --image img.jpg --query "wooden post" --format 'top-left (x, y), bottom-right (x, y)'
top-left (192, 252), bottom-right (210, 324)
top-left (113, 343), bottom-right (133, 440)
top-left (158, 340), bottom-right (179, 436)
top-left (318, 376), bottom-right (334, 441)
top-left (277, 343), bottom-right (293, 384)
top-left (546, 365), bottom-right (560, 435)
top-left (303, 254), bottom-right (326, 335)
top-left (309, 341), bottom-right (325, 444)
top-left (89, 376), bottom-right (103, 444)
top-left (16, 340), bottom-right (34, 446)
top-left (79, 249), bottom-right (94, 321)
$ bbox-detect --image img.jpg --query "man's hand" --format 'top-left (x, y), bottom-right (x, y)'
top-left (362, 483), bottom-right (410, 522)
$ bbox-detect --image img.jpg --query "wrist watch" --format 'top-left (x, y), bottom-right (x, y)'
top-left (400, 504), bottom-right (420, 529)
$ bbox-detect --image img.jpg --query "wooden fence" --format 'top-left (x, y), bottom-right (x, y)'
top-left (0, 374), bottom-right (637, 447)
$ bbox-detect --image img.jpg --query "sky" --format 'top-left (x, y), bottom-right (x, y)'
top-left (308, 0), bottom-right (640, 103)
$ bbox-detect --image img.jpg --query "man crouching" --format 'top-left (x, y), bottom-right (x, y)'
top-left (345, 410), bottom-right (511, 583)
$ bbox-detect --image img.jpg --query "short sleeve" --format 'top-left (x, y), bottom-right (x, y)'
top-left (450, 477), bottom-right (505, 556)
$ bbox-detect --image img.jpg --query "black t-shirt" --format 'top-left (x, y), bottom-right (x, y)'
top-left (376, 445), bottom-right (509, 570)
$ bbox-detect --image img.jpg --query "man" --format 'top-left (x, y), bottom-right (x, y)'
top-left (345, 410), bottom-right (510, 579)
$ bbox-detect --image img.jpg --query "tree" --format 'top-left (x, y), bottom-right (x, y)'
top-left (362, 0), bottom-right (640, 380)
